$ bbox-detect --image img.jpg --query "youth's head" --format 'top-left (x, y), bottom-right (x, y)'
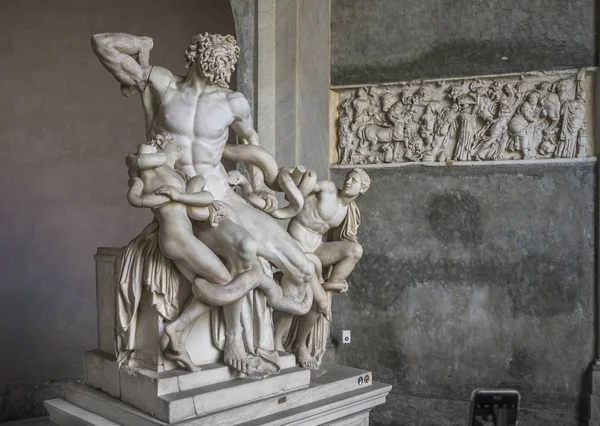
top-left (185, 33), bottom-right (239, 88)
top-left (129, 143), bottom-right (164, 171)
top-left (342, 168), bottom-right (371, 198)
top-left (129, 133), bottom-right (180, 170)
top-left (148, 132), bottom-right (181, 165)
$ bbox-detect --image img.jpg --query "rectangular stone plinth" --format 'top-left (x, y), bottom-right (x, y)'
top-left (94, 247), bottom-right (119, 357)
top-left (160, 366), bottom-right (310, 422)
top-left (86, 350), bottom-right (308, 422)
top-left (45, 364), bottom-right (391, 425)
top-left (85, 350), bottom-right (120, 398)
top-left (587, 365), bottom-right (600, 423)
top-left (120, 351), bottom-right (298, 405)
top-left (94, 247), bottom-right (221, 373)
top-left (125, 364), bottom-right (309, 422)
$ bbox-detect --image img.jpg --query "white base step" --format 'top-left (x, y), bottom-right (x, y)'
top-left (86, 350), bottom-right (309, 423)
top-left (44, 399), bottom-right (120, 426)
top-left (45, 364), bottom-right (391, 426)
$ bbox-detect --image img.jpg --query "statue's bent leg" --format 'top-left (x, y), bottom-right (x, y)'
top-left (195, 218), bottom-right (257, 273)
top-left (160, 222), bottom-right (261, 373)
top-left (159, 227), bottom-right (232, 285)
top-left (196, 218), bottom-right (261, 374)
top-left (274, 311), bottom-right (293, 352)
top-left (164, 295), bottom-right (210, 372)
top-left (287, 241), bottom-right (364, 369)
top-left (292, 306), bottom-right (322, 369)
top-left (314, 241), bottom-right (363, 291)
top-left (157, 226), bottom-right (233, 371)
top-left (162, 262), bottom-right (209, 371)
top-left (227, 195), bottom-right (316, 287)
top-left (224, 194), bottom-right (322, 360)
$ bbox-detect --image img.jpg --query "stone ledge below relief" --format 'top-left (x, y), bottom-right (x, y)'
top-left (332, 68), bottom-right (595, 166)
top-left (330, 156), bottom-right (597, 170)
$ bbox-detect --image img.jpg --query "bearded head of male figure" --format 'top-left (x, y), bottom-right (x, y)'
top-left (185, 33), bottom-right (240, 89)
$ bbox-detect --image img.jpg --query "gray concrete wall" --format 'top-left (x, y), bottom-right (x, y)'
top-left (0, 0), bottom-right (234, 416)
top-left (329, 1), bottom-right (598, 423)
top-left (331, 0), bottom-right (596, 85)
top-left (330, 164), bottom-right (596, 425)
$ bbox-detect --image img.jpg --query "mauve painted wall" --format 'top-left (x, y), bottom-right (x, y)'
top-left (0, 0), bottom-right (234, 385)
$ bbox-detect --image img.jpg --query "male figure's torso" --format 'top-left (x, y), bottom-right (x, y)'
top-left (143, 68), bottom-right (234, 199)
top-left (288, 186), bottom-right (348, 253)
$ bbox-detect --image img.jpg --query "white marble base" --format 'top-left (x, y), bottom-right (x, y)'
top-left (86, 350), bottom-right (308, 423)
top-left (45, 364), bottom-right (391, 425)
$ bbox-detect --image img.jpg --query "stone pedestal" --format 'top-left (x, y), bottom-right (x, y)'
top-left (45, 363), bottom-right (390, 425)
top-left (93, 248), bottom-right (221, 372)
top-left (585, 363), bottom-right (600, 425)
top-left (44, 247), bottom-right (391, 425)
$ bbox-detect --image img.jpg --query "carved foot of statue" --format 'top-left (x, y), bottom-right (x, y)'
top-left (224, 331), bottom-right (257, 375)
top-left (164, 347), bottom-right (202, 372)
top-left (293, 345), bottom-right (320, 370)
top-left (163, 322), bottom-right (201, 372)
top-left (164, 321), bottom-right (186, 354)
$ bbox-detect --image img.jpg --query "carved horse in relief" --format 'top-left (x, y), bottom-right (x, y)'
top-left (355, 123), bottom-right (393, 149)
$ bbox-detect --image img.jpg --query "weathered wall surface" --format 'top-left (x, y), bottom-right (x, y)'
top-left (330, 164), bottom-right (595, 425)
top-left (330, 1), bottom-right (597, 423)
top-left (331, 0), bottom-right (596, 85)
top-left (0, 0), bottom-right (234, 420)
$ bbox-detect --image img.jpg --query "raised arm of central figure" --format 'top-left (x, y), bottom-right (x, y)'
top-left (91, 32), bottom-right (154, 96)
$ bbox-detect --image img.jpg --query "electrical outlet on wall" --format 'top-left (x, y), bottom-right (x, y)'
top-left (342, 330), bottom-right (351, 344)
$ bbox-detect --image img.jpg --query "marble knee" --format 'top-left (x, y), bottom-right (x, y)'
top-left (297, 256), bottom-right (316, 285)
top-left (314, 295), bottom-right (329, 314)
top-left (234, 234), bottom-right (258, 264)
top-left (349, 243), bottom-right (363, 260)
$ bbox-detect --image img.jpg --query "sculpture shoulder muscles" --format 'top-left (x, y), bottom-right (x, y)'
top-left (228, 91), bottom-right (251, 119)
top-left (145, 66), bottom-right (177, 98)
top-left (228, 92), bottom-right (257, 143)
top-left (313, 180), bottom-right (337, 195)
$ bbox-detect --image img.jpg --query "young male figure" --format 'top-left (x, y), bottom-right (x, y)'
top-left (92, 32), bottom-right (316, 374)
top-left (283, 168), bottom-right (370, 368)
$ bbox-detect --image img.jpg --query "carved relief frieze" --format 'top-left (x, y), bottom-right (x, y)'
top-left (332, 69), bottom-right (593, 166)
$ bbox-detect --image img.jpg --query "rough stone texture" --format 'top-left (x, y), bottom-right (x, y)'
top-left (0, 380), bottom-right (82, 423)
top-left (330, 163), bottom-right (595, 424)
top-left (85, 351), bottom-right (120, 399)
top-left (330, 0), bottom-right (596, 85)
